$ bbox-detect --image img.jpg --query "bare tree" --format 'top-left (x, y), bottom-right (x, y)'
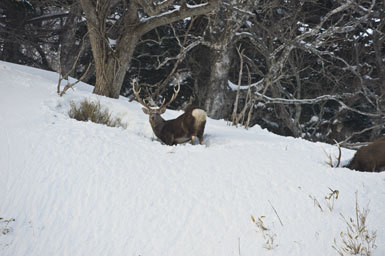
top-left (189, 0), bottom-right (254, 119)
top-left (231, 0), bottom-right (384, 142)
top-left (78, 0), bottom-right (219, 99)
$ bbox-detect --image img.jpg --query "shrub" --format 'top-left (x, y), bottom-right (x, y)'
top-left (69, 99), bottom-right (126, 128)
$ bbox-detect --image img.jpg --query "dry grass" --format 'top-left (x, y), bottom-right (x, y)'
top-left (69, 99), bottom-right (126, 128)
top-left (325, 188), bottom-right (339, 212)
top-left (251, 215), bottom-right (278, 250)
top-left (332, 193), bottom-right (377, 256)
top-left (322, 140), bottom-right (342, 168)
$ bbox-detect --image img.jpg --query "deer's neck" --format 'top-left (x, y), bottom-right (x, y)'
top-left (150, 116), bottom-right (166, 138)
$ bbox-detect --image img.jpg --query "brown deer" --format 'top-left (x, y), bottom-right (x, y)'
top-left (345, 137), bottom-right (385, 172)
top-left (132, 80), bottom-right (206, 146)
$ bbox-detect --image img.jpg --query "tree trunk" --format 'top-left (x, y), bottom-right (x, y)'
top-left (91, 28), bottom-right (139, 98)
top-left (79, 0), bottom-right (219, 99)
top-left (195, 3), bottom-right (248, 120)
top-left (204, 46), bottom-right (234, 119)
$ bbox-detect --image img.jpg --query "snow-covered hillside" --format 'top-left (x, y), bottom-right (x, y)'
top-left (1, 61), bottom-right (384, 255)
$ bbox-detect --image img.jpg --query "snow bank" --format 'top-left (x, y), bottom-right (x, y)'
top-left (0, 61), bottom-right (384, 255)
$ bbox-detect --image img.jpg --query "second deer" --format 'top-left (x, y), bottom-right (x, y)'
top-left (132, 80), bottom-right (206, 146)
top-left (345, 136), bottom-right (385, 172)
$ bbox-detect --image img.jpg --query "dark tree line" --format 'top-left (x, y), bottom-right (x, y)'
top-left (1, 0), bottom-right (384, 145)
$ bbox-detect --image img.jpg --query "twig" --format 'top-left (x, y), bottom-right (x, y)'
top-left (57, 31), bottom-right (91, 96)
top-left (59, 62), bottom-right (92, 96)
top-left (154, 17), bottom-right (198, 97)
top-left (268, 200), bottom-right (283, 227)
top-left (232, 45), bottom-right (245, 125)
top-left (340, 122), bottom-right (385, 146)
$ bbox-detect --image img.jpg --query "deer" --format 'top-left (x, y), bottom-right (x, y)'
top-left (132, 80), bottom-right (206, 146)
top-left (345, 136), bottom-right (385, 172)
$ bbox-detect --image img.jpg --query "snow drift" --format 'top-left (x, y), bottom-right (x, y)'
top-left (0, 61), bottom-right (384, 255)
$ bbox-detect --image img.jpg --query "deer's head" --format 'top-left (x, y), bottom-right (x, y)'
top-left (141, 107), bottom-right (166, 128)
top-left (132, 79), bottom-right (180, 127)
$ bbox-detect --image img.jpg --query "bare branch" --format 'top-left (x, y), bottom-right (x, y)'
top-left (155, 17), bottom-right (199, 96)
top-left (159, 77), bottom-right (181, 109)
top-left (138, 0), bottom-right (219, 35)
top-left (232, 45), bottom-right (245, 125)
top-left (59, 62), bottom-right (92, 97)
top-left (136, 0), bottom-right (174, 16)
top-left (340, 122), bottom-right (385, 146)
top-left (253, 92), bottom-right (383, 118)
top-left (57, 31), bottom-right (91, 96)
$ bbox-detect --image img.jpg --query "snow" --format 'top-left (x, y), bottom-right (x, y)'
top-left (140, 6), bottom-right (180, 23)
top-left (1, 61), bottom-right (385, 255)
top-left (186, 3), bottom-right (208, 9)
top-left (108, 38), bottom-right (117, 47)
top-left (309, 116), bottom-right (319, 123)
top-left (228, 79), bottom-right (263, 91)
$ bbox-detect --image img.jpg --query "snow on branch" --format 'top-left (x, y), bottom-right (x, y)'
top-left (138, 0), bottom-right (219, 35)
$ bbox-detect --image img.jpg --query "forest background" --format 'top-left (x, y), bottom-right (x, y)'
top-left (1, 0), bottom-right (384, 145)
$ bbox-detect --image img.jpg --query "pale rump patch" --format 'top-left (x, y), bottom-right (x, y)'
top-left (192, 109), bottom-right (206, 124)
top-left (192, 109), bottom-right (206, 133)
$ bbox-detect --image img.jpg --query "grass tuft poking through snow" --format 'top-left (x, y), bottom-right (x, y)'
top-left (333, 192), bottom-right (377, 256)
top-left (325, 188), bottom-right (339, 212)
top-left (69, 99), bottom-right (126, 128)
top-left (251, 215), bottom-right (278, 250)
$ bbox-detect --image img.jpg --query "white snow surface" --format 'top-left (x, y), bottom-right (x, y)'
top-left (1, 61), bottom-right (385, 255)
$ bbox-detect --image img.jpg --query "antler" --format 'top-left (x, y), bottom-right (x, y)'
top-left (132, 78), bottom-right (181, 110)
top-left (159, 78), bottom-right (181, 109)
top-left (132, 79), bottom-right (152, 109)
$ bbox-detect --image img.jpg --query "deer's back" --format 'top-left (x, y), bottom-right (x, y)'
top-left (347, 140), bottom-right (385, 172)
top-left (160, 107), bottom-right (206, 145)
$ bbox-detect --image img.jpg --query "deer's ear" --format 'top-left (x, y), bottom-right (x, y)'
top-left (142, 108), bottom-right (150, 114)
top-left (159, 107), bottom-right (166, 114)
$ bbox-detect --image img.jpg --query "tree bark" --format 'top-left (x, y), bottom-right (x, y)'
top-left (194, 3), bottom-right (250, 119)
top-left (204, 46), bottom-right (234, 119)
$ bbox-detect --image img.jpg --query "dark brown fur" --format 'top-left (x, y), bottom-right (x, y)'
top-left (346, 137), bottom-right (385, 172)
top-left (133, 80), bottom-right (206, 145)
top-left (144, 106), bottom-right (206, 146)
